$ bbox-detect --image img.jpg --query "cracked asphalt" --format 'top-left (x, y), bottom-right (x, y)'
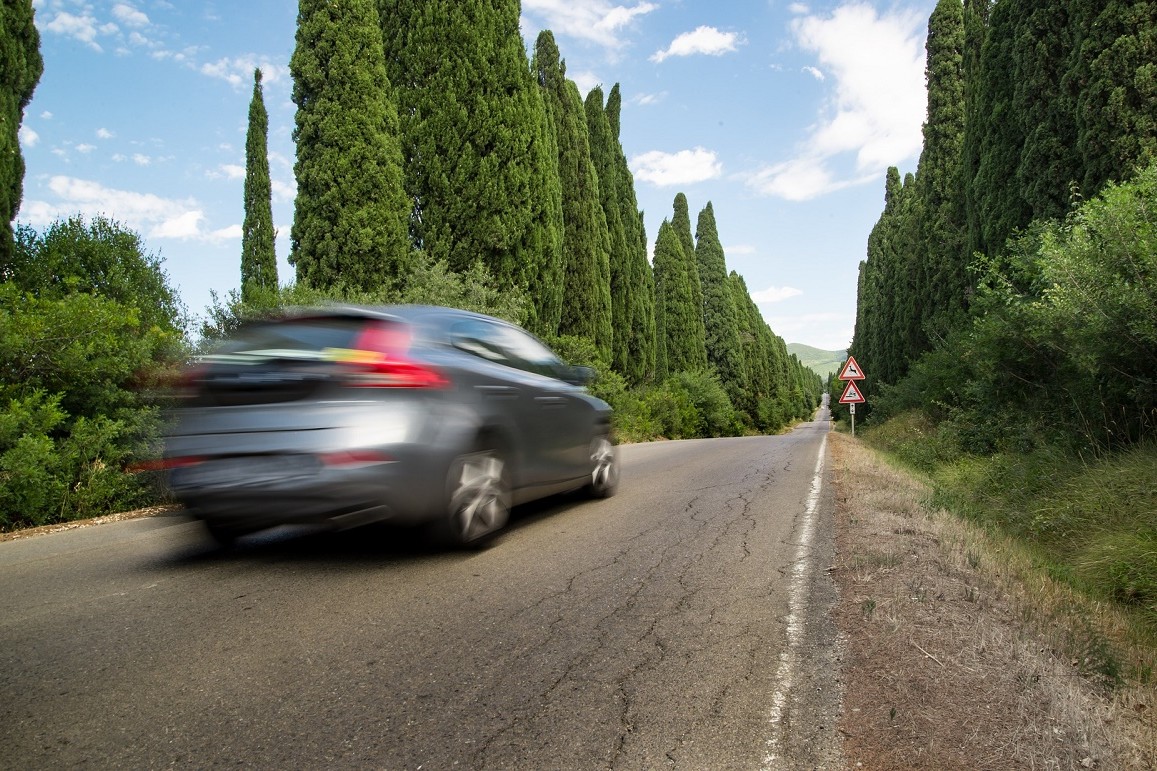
top-left (0, 415), bottom-right (840, 770)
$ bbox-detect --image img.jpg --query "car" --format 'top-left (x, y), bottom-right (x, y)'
top-left (163, 304), bottom-right (618, 547)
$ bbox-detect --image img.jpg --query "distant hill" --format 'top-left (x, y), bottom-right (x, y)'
top-left (787, 343), bottom-right (847, 380)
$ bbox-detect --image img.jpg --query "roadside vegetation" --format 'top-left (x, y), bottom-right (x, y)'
top-left (831, 0), bottom-right (1157, 704)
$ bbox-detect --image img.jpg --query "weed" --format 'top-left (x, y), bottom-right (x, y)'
top-left (862, 598), bottom-right (877, 619)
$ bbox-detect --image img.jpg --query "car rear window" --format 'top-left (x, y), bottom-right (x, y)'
top-left (213, 316), bottom-right (373, 359)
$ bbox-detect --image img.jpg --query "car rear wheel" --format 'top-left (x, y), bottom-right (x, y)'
top-left (583, 435), bottom-right (619, 498)
top-left (436, 447), bottom-right (511, 547)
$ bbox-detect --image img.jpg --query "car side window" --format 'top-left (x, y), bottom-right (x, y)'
top-left (493, 326), bottom-right (565, 379)
top-left (449, 320), bottom-right (512, 367)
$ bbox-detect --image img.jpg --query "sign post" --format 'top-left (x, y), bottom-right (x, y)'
top-left (837, 357), bottom-right (867, 437)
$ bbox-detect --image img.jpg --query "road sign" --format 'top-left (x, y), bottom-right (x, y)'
top-left (838, 355), bottom-right (865, 381)
top-left (839, 381), bottom-right (865, 404)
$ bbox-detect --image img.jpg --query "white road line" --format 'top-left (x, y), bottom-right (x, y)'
top-left (762, 432), bottom-right (827, 769)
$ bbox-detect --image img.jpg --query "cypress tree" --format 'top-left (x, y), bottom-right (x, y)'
top-left (584, 86), bottom-right (629, 372)
top-left (533, 31), bottom-right (612, 356)
top-left (960, 0), bottom-right (990, 269)
top-left (915, 0), bottom-right (968, 340)
top-left (728, 271), bottom-right (775, 429)
top-left (241, 68), bottom-right (278, 301)
top-left (653, 217), bottom-right (707, 376)
top-left (0, 0), bottom-right (42, 269)
top-left (694, 202), bottom-right (747, 406)
top-left (1072, 0), bottom-right (1157, 195)
top-left (606, 84), bottom-right (655, 384)
top-left (669, 193), bottom-right (708, 369)
top-left (379, 0), bottom-right (564, 335)
top-left (290, 0), bottom-right (410, 292)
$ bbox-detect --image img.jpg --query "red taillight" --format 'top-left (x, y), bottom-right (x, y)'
top-left (341, 321), bottom-right (448, 389)
top-left (320, 450), bottom-right (394, 467)
top-left (128, 456), bottom-right (204, 473)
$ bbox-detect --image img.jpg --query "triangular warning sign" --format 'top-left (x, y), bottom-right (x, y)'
top-left (839, 381), bottom-right (865, 404)
top-left (838, 355), bottom-right (866, 381)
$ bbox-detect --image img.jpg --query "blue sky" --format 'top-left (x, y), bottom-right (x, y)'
top-left (18, 0), bottom-right (937, 351)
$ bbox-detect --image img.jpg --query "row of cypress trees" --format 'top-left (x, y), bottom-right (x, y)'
top-left (850, 0), bottom-right (1157, 399)
top-left (237, 0), bottom-right (819, 429)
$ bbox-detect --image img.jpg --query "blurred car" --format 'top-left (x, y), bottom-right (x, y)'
top-left (163, 305), bottom-right (618, 547)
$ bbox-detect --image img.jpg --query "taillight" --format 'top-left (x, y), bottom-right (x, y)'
top-left (332, 321), bottom-right (448, 389)
top-left (129, 456), bottom-right (204, 473)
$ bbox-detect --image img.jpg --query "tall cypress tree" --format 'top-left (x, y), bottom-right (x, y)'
top-left (290, 0), bottom-right (410, 292)
top-left (694, 203), bottom-right (747, 406)
top-left (1072, 0), bottom-right (1157, 195)
top-left (915, 0), bottom-right (968, 340)
top-left (606, 84), bottom-right (655, 384)
top-left (653, 218), bottom-right (707, 375)
top-left (960, 0), bottom-right (990, 271)
top-left (669, 193), bottom-right (708, 369)
top-left (584, 86), bottom-right (629, 372)
top-left (533, 31), bottom-right (612, 356)
top-left (729, 271), bottom-right (774, 429)
top-left (0, 0), bottom-right (42, 269)
top-left (379, 0), bottom-right (563, 334)
top-left (241, 68), bottom-right (278, 301)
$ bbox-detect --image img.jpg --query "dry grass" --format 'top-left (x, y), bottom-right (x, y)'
top-left (829, 432), bottom-right (1157, 769)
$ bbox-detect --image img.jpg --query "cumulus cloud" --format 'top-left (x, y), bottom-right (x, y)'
top-left (132, 153), bottom-right (151, 166)
top-left (42, 11), bottom-right (115, 52)
top-left (19, 126), bottom-right (39, 148)
top-left (651, 26), bottom-right (742, 63)
top-left (17, 176), bottom-right (219, 242)
top-left (750, 285), bottom-right (804, 303)
top-left (521, 0), bottom-right (657, 49)
top-left (630, 147), bottom-right (722, 187)
top-left (802, 65), bottom-right (824, 80)
top-left (200, 56), bottom-right (288, 88)
top-left (112, 3), bottom-right (150, 28)
top-left (208, 164), bottom-right (245, 181)
top-left (271, 179), bottom-right (297, 204)
top-left (745, 2), bottom-right (926, 201)
top-left (75, 143), bottom-right (96, 154)
top-left (96, 128), bottom-right (115, 139)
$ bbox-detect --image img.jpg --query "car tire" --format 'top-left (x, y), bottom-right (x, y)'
top-left (435, 445), bottom-right (511, 548)
top-left (583, 434), bottom-right (619, 499)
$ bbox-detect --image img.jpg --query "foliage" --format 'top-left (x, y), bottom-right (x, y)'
top-left (695, 203), bottom-right (747, 409)
top-left (290, 0), bottom-right (410, 292)
top-left (532, 33), bottom-right (612, 356)
top-left (652, 218), bottom-right (707, 378)
top-left (0, 216), bottom-right (184, 528)
top-left (0, 0), bottom-right (41, 267)
top-left (241, 68), bottom-right (278, 301)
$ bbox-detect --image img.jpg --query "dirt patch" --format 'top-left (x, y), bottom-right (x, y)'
top-left (828, 432), bottom-right (1156, 769)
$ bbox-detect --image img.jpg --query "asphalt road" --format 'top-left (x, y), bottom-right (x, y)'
top-left (0, 415), bottom-right (839, 770)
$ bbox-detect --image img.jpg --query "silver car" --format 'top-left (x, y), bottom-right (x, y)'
top-left (164, 305), bottom-right (618, 547)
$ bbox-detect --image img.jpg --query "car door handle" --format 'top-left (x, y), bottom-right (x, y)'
top-left (477, 385), bottom-right (519, 399)
top-left (535, 396), bottom-right (567, 408)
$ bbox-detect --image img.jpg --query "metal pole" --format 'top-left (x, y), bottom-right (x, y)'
top-left (850, 403), bottom-right (856, 437)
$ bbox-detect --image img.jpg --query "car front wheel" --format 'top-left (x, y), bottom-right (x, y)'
top-left (583, 435), bottom-right (619, 498)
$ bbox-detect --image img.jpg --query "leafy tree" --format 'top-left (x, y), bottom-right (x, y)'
top-left (606, 84), bottom-right (655, 384)
top-left (584, 85), bottom-right (629, 372)
top-left (378, 0), bottom-right (563, 335)
top-left (290, 0), bottom-right (410, 292)
top-left (532, 32), bottom-right (612, 356)
top-left (0, 0), bottom-right (42, 268)
top-left (241, 68), bottom-right (278, 302)
top-left (667, 194), bottom-right (708, 369)
top-left (694, 203), bottom-right (747, 407)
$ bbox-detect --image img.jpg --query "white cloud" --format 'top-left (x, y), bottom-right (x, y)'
top-left (112, 3), bottom-right (150, 28)
top-left (19, 126), bottom-right (39, 148)
top-left (569, 70), bottom-right (602, 99)
top-left (651, 26), bottom-right (741, 63)
top-left (751, 285), bottom-right (804, 303)
top-left (96, 128), bottom-right (114, 139)
top-left (132, 153), bottom-right (151, 166)
top-left (208, 224), bottom-right (243, 242)
top-left (40, 111), bottom-right (53, 120)
top-left (43, 11), bottom-right (108, 51)
top-left (630, 147), bottom-right (722, 187)
top-left (208, 164), bottom-right (245, 181)
top-left (746, 2), bottom-right (926, 201)
top-left (200, 56), bottom-right (288, 88)
top-left (631, 91), bottom-right (663, 106)
top-left (802, 65), bottom-right (824, 80)
top-left (724, 244), bottom-right (756, 256)
top-left (17, 176), bottom-right (217, 242)
top-left (75, 143), bottom-right (96, 154)
top-left (788, 3), bottom-right (811, 14)
top-left (521, 0), bottom-right (657, 49)
top-left (271, 179), bottom-right (296, 204)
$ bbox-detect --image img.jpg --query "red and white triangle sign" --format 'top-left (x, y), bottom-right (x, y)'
top-left (838, 355), bottom-right (865, 381)
top-left (839, 381), bottom-right (865, 404)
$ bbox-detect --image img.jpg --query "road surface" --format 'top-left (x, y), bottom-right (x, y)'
top-left (0, 414), bottom-right (840, 769)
